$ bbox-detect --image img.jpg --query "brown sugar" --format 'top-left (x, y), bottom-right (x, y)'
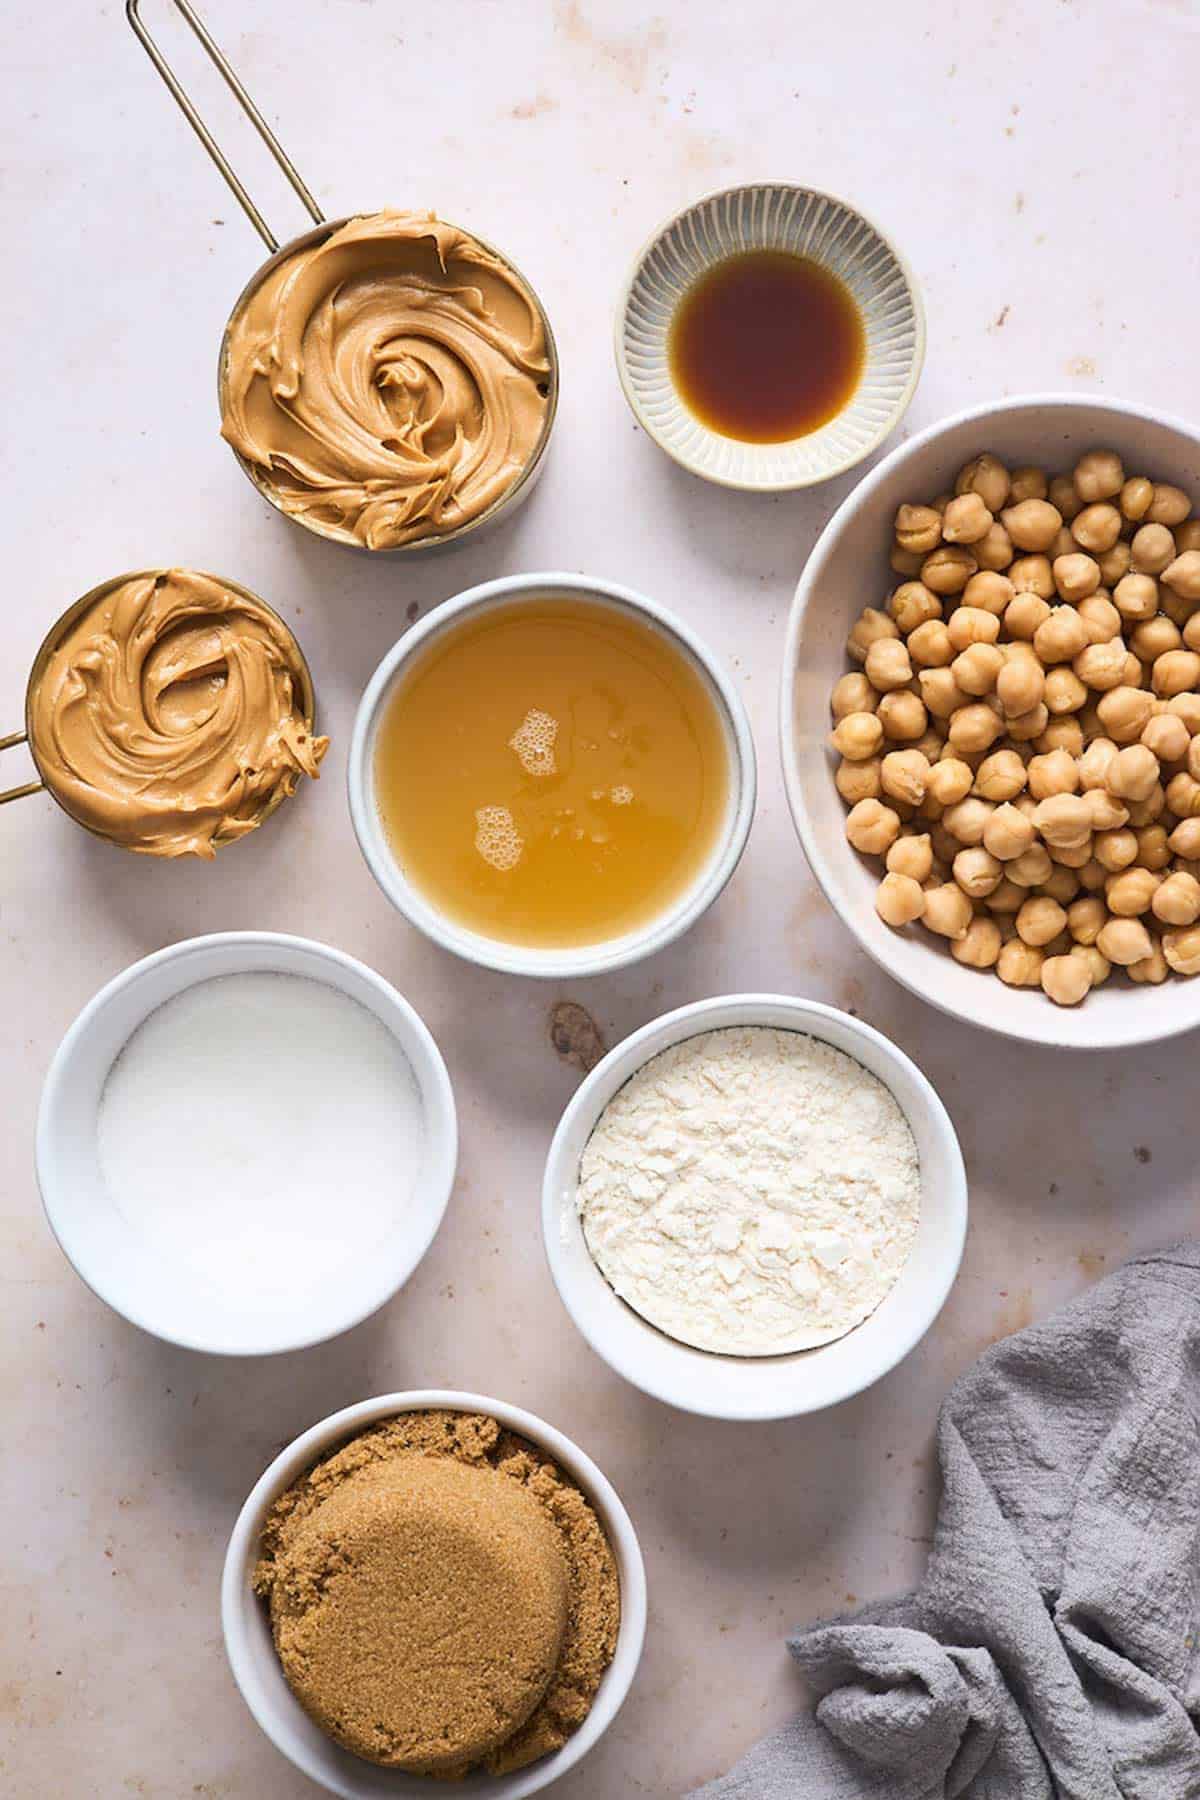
top-left (254, 1409), bottom-right (621, 1778)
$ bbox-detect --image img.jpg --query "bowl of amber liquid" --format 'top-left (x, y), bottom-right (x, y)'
top-left (347, 574), bottom-right (756, 977)
top-left (616, 183), bottom-right (924, 489)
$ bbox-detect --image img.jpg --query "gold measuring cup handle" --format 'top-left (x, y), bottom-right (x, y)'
top-left (126, 0), bottom-right (325, 253)
top-left (0, 731), bottom-right (42, 806)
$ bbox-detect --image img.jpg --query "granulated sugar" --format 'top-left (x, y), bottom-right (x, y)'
top-left (97, 972), bottom-right (423, 1299)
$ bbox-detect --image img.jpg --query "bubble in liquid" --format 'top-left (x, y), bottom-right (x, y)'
top-left (508, 707), bottom-right (558, 777)
top-left (610, 784), bottom-right (634, 805)
top-left (474, 805), bottom-right (523, 872)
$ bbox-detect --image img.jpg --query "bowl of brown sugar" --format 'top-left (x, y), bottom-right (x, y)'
top-left (222, 1391), bottom-right (646, 1797)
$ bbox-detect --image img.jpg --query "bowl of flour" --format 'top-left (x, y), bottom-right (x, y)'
top-left (541, 994), bottom-right (965, 1420)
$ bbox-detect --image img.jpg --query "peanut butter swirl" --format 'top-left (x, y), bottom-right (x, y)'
top-left (30, 569), bottom-right (327, 858)
top-left (221, 211), bottom-right (552, 550)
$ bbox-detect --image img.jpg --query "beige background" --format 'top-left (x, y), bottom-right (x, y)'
top-left (4, 0), bottom-right (1199, 1793)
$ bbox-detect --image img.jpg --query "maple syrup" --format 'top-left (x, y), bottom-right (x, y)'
top-left (668, 250), bottom-right (865, 443)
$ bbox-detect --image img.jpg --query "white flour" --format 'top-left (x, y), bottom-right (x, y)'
top-left (577, 1027), bottom-right (920, 1355)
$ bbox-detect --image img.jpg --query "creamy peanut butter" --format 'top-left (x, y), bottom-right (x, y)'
top-left (30, 569), bottom-right (327, 858)
top-left (221, 211), bottom-right (552, 550)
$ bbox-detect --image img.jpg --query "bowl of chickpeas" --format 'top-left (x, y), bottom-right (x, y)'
top-left (780, 394), bottom-right (1200, 1048)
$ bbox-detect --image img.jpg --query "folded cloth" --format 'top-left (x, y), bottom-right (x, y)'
top-left (692, 1244), bottom-right (1200, 1800)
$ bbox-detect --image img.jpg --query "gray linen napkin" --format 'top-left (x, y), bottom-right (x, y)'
top-left (692, 1243), bottom-right (1200, 1799)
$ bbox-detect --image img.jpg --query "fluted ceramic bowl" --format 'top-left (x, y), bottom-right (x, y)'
top-left (616, 183), bottom-right (924, 490)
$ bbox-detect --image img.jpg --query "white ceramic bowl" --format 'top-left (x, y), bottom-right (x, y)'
top-left (348, 572), bottom-right (756, 978)
top-left (542, 994), bottom-right (966, 1421)
top-left (37, 932), bottom-right (457, 1355)
top-left (222, 1389), bottom-right (647, 1798)
top-left (781, 392), bottom-right (1200, 1050)
top-left (615, 183), bottom-right (924, 490)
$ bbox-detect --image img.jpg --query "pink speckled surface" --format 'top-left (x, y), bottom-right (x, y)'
top-left (3, 1), bottom-right (1199, 1794)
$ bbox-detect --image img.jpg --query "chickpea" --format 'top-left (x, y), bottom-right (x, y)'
top-left (1048, 474), bottom-right (1082, 521)
top-left (1097, 916), bottom-right (1154, 966)
top-left (1152, 870), bottom-right (1200, 927)
top-left (875, 872), bottom-right (926, 927)
top-left (1041, 954), bottom-right (1091, 1007)
top-left (982, 803), bottom-right (1036, 862)
top-left (952, 916), bottom-right (1003, 968)
top-left (1028, 747), bottom-right (1079, 799)
top-left (923, 882), bottom-right (973, 940)
top-left (1097, 541), bottom-right (1132, 587)
top-left (1166, 770), bottom-right (1200, 818)
top-left (832, 672), bottom-right (877, 720)
top-left (1039, 864), bottom-right (1081, 905)
top-left (1074, 449), bottom-right (1125, 503)
top-left (1076, 856), bottom-right (1108, 892)
top-left (1123, 652), bottom-right (1146, 688)
top-left (836, 756), bottom-right (883, 804)
top-left (1120, 475), bottom-right (1154, 522)
top-left (942, 797), bottom-right (995, 846)
top-left (1003, 498), bottom-right (1062, 552)
top-left (1148, 483), bottom-right (1192, 527)
top-left (1007, 702), bottom-right (1051, 743)
top-left (942, 492), bottom-right (993, 545)
top-left (962, 571), bottom-right (1014, 615)
top-left (997, 939), bottom-right (1045, 986)
top-left (1112, 572), bottom-right (1160, 622)
top-left (1168, 692), bottom-right (1200, 732)
top-left (831, 712), bottom-right (885, 760)
top-left (952, 845), bottom-right (1002, 898)
top-left (1094, 828), bottom-right (1139, 872)
top-left (1071, 503), bottom-right (1122, 554)
top-left (845, 798), bottom-right (902, 855)
top-left (996, 655), bottom-right (1044, 717)
top-left (1009, 466), bottom-right (1049, 503)
top-left (1004, 593), bottom-right (1051, 642)
top-left (929, 822), bottom-right (962, 866)
top-left (1163, 589), bottom-right (1200, 629)
top-left (1131, 522), bottom-right (1177, 575)
top-left (1052, 551), bottom-right (1101, 603)
top-left (890, 544), bottom-right (926, 576)
top-left (1184, 614), bottom-right (1200, 652)
top-left (922, 546), bottom-right (977, 594)
top-left (865, 637), bottom-right (914, 694)
top-left (1011, 849), bottom-right (1055, 890)
top-left (1168, 817), bottom-right (1200, 858)
top-left (1130, 616), bottom-right (1182, 662)
top-left (1034, 792), bottom-right (1092, 849)
top-left (926, 757), bottom-right (975, 807)
top-left (880, 749), bottom-right (932, 807)
top-left (1135, 825), bottom-right (1171, 871)
top-left (894, 504), bottom-right (943, 555)
top-left (1047, 836), bottom-right (1095, 869)
top-left (1084, 788), bottom-right (1130, 831)
top-left (1177, 521), bottom-right (1200, 554)
top-left (1010, 554), bottom-right (1056, 598)
top-left (1044, 668), bottom-right (1088, 715)
top-left (847, 607), bottom-right (899, 662)
top-left (955, 453), bottom-right (1010, 513)
top-left (948, 702), bottom-right (1004, 753)
top-left (946, 609), bottom-right (999, 655)
top-left (1163, 925), bottom-right (1200, 974)
top-left (1126, 783), bottom-right (1165, 827)
top-left (1070, 944), bottom-right (1111, 987)
top-left (1016, 894), bottom-right (1068, 946)
top-left (1076, 593), bottom-right (1123, 643)
top-left (1152, 648), bottom-right (1200, 698)
top-left (952, 643), bottom-right (1004, 696)
top-left (1034, 607), bottom-right (1089, 665)
top-left (886, 583), bottom-right (938, 636)
top-left (974, 749), bottom-right (1027, 801)
top-left (974, 521), bottom-right (1015, 571)
top-left (877, 691), bottom-right (928, 741)
top-left (1068, 894), bottom-right (1108, 945)
top-left (1072, 639), bottom-right (1128, 692)
top-left (985, 875), bottom-right (1025, 914)
top-left (1128, 942), bottom-right (1170, 984)
top-left (1105, 866), bottom-right (1160, 916)
top-left (1162, 551), bottom-right (1200, 601)
top-left (919, 668), bottom-right (968, 720)
top-left (908, 619), bottom-right (954, 668)
top-left (1097, 685), bottom-right (1155, 744)
top-left (886, 832), bottom-right (934, 881)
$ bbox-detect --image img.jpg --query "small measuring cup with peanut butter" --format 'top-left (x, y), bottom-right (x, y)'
top-left (1, 569), bottom-right (327, 858)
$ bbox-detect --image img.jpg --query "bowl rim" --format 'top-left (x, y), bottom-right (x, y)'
top-left (779, 388), bottom-right (1200, 1051)
top-left (221, 1387), bottom-right (648, 1798)
top-left (35, 930), bottom-right (458, 1355)
top-left (346, 570), bottom-right (757, 978)
top-left (613, 180), bottom-right (927, 492)
top-left (541, 991), bottom-right (967, 1421)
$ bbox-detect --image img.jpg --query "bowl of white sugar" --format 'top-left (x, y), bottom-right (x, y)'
top-left (37, 932), bottom-right (457, 1355)
top-left (542, 994), bottom-right (966, 1420)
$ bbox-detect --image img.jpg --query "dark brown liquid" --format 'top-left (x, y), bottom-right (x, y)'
top-left (668, 251), bottom-right (865, 444)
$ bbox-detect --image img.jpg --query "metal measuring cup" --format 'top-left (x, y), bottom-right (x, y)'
top-left (1, 569), bottom-right (321, 851)
top-left (126, 0), bottom-right (560, 553)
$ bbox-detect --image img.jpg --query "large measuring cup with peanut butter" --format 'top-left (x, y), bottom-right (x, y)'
top-left (0, 568), bottom-right (326, 857)
top-left (126, 0), bottom-right (559, 554)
